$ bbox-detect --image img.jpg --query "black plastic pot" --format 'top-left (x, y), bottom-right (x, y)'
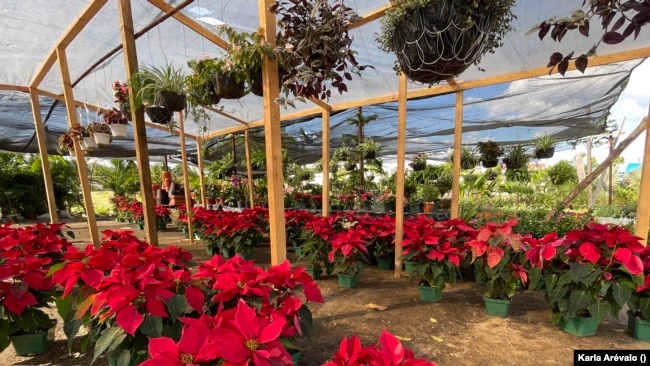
top-left (364, 151), bottom-right (377, 160)
top-left (481, 157), bottom-right (499, 168)
top-left (503, 158), bottom-right (524, 170)
top-left (412, 162), bottom-right (426, 171)
top-left (191, 81), bottom-right (221, 105)
top-left (461, 159), bottom-right (476, 170)
top-left (214, 72), bottom-right (246, 99)
top-left (391, 0), bottom-right (500, 84)
top-left (299, 173), bottom-right (311, 181)
top-left (535, 147), bottom-right (555, 159)
top-left (158, 90), bottom-right (187, 112)
top-left (345, 162), bottom-right (357, 171)
top-left (145, 106), bottom-right (173, 125)
top-left (250, 68), bottom-right (264, 97)
top-left (485, 171), bottom-right (497, 181)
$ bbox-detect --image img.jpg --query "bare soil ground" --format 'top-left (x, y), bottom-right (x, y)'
top-left (2, 219), bottom-right (647, 366)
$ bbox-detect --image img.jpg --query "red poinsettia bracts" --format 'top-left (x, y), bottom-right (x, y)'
top-left (466, 220), bottom-right (521, 268)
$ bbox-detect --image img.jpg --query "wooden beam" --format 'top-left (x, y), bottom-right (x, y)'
top-left (29, 88), bottom-right (59, 224)
top-left (259, 0), bottom-right (286, 265)
top-left (178, 112), bottom-right (195, 244)
top-left (451, 91), bottom-right (463, 219)
top-left (560, 117), bottom-right (648, 209)
top-left (349, 4), bottom-right (390, 30)
top-left (202, 104), bottom-right (249, 126)
top-left (147, 0), bottom-right (229, 50)
top-left (394, 73), bottom-right (407, 278)
top-left (635, 107), bottom-right (650, 245)
top-left (0, 85), bottom-right (28, 92)
top-left (309, 97), bottom-right (332, 112)
top-left (322, 109), bottom-right (330, 217)
top-left (196, 137), bottom-right (207, 208)
top-left (56, 47), bottom-right (100, 246)
top-left (118, 0), bottom-right (158, 245)
top-left (30, 0), bottom-right (108, 88)
top-left (244, 130), bottom-right (255, 206)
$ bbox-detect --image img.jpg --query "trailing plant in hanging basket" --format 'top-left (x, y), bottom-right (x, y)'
top-left (132, 63), bottom-right (187, 112)
top-left (410, 153), bottom-right (427, 171)
top-left (357, 138), bottom-right (382, 160)
top-left (377, 0), bottom-right (515, 84)
top-left (186, 56), bottom-right (221, 106)
top-left (477, 140), bottom-right (504, 168)
top-left (57, 124), bottom-right (83, 154)
top-left (213, 60), bottom-right (246, 100)
top-left (270, 0), bottom-right (372, 108)
top-left (145, 106), bottom-right (173, 125)
top-left (503, 145), bottom-right (529, 170)
top-left (451, 147), bottom-right (478, 170)
top-left (484, 168), bottom-right (498, 181)
top-left (112, 80), bottom-right (132, 120)
top-left (534, 134), bottom-right (556, 159)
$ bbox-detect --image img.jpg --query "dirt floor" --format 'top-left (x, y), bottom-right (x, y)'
top-left (2, 219), bottom-right (647, 366)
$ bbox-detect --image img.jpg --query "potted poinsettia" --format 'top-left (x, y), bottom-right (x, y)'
top-left (154, 204), bottom-right (171, 230)
top-left (356, 215), bottom-right (395, 270)
top-left (329, 226), bottom-right (369, 288)
top-left (100, 108), bottom-right (129, 138)
top-left (467, 220), bottom-right (527, 317)
top-left (301, 215), bottom-right (340, 279)
top-left (527, 224), bottom-right (646, 337)
top-left (627, 262), bottom-right (650, 341)
top-left (285, 210), bottom-right (316, 256)
top-left (377, 189), bottom-right (397, 212)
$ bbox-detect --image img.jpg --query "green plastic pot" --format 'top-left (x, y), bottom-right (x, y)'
top-left (10, 327), bottom-right (55, 356)
top-left (183, 231), bottom-right (189, 239)
top-left (404, 261), bottom-right (418, 274)
top-left (291, 351), bottom-right (301, 366)
top-left (294, 246), bottom-right (304, 256)
top-left (559, 316), bottom-right (599, 337)
top-left (107, 352), bottom-right (138, 366)
top-left (136, 224), bottom-right (144, 230)
top-left (378, 258), bottom-right (392, 271)
top-left (221, 247), bottom-right (236, 259)
top-left (157, 222), bottom-right (166, 230)
top-left (205, 246), bottom-right (218, 256)
top-left (484, 297), bottom-right (512, 318)
top-left (338, 273), bottom-right (360, 288)
top-left (237, 252), bottom-right (254, 261)
top-left (628, 312), bottom-right (650, 341)
top-left (418, 286), bottom-right (442, 303)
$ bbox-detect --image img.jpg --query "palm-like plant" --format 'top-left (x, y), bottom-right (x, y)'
top-left (92, 160), bottom-right (140, 197)
top-left (133, 63), bottom-right (187, 111)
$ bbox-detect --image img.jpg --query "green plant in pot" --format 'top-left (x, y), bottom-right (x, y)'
top-left (329, 227), bottom-right (368, 289)
top-left (468, 220), bottom-right (526, 318)
top-left (503, 145), bottom-right (529, 170)
top-left (477, 140), bottom-right (504, 168)
top-left (133, 63), bottom-right (187, 113)
top-left (534, 134), bottom-right (556, 159)
top-left (186, 56), bottom-right (221, 106)
top-left (627, 261), bottom-right (650, 341)
top-left (377, 0), bottom-right (515, 84)
top-left (451, 147), bottom-right (478, 170)
top-left (363, 215), bottom-right (395, 270)
top-left (301, 216), bottom-right (337, 279)
top-left (420, 183), bottom-right (439, 214)
top-left (357, 138), bottom-right (382, 160)
top-left (250, 148), bottom-right (266, 170)
top-left (436, 169), bottom-right (453, 209)
top-left (547, 160), bottom-right (577, 186)
top-left (484, 168), bottom-right (498, 181)
top-left (409, 153), bottom-right (427, 171)
top-left (526, 224), bottom-right (646, 337)
top-left (271, 0), bottom-right (372, 108)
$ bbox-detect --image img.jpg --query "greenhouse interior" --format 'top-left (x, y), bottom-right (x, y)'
top-left (0, 0), bottom-right (649, 364)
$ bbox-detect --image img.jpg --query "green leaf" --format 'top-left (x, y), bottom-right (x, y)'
top-left (108, 334), bottom-right (127, 353)
top-left (547, 284), bottom-right (568, 305)
top-left (528, 267), bottom-right (542, 291)
top-left (587, 298), bottom-right (610, 323)
top-left (640, 297), bottom-right (650, 322)
top-left (56, 295), bottom-right (73, 319)
top-left (545, 274), bottom-right (558, 292)
top-left (63, 312), bottom-right (82, 350)
top-left (612, 283), bottom-right (633, 308)
top-left (168, 295), bottom-right (188, 322)
top-left (47, 262), bottom-right (64, 277)
top-left (570, 262), bottom-right (592, 283)
top-left (567, 290), bottom-right (591, 320)
top-left (297, 304), bottom-right (313, 340)
top-left (139, 315), bottom-right (163, 338)
top-left (0, 335), bottom-right (10, 353)
top-left (79, 333), bottom-right (90, 353)
top-left (557, 271), bottom-right (573, 287)
top-left (551, 311), bottom-right (562, 325)
top-left (580, 268), bottom-right (601, 286)
top-left (117, 350), bottom-right (131, 366)
top-left (0, 318), bottom-right (18, 338)
top-left (92, 326), bottom-right (124, 364)
top-left (161, 320), bottom-right (183, 342)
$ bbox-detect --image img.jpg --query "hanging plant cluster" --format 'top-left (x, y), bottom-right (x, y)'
top-left (130, 63), bottom-right (186, 125)
top-left (477, 140), bottom-right (504, 168)
top-left (271, 0), bottom-right (372, 108)
top-left (377, 0), bottom-right (516, 84)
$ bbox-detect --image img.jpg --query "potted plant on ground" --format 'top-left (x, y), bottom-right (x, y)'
top-left (503, 145), bottom-right (529, 170)
top-left (477, 140), bottom-right (504, 168)
top-left (329, 226), bottom-right (369, 288)
top-left (361, 215), bottom-right (395, 271)
top-left (358, 138), bottom-right (382, 160)
top-left (436, 170), bottom-right (453, 209)
top-left (534, 134), bottom-right (557, 159)
top-left (377, 0), bottom-right (515, 84)
top-left (271, 0), bottom-right (372, 108)
top-left (627, 267), bottom-right (650, 341)
top-left (88, 121), bottom-right (112, 146)
top-left (410, 153), bottom-right (427, 171)
top-left (359, 192), bottom-right (373, 211)
top-left (154, 204), bottom-right (171, 230)
top-left (547, 160), bottom-right (578, 186)
top-left (468, 220), bottom-right (526, 317)
top-left (420, 183), bottom-right (440, 214)
top-left (377, 189), bottom-right (396, 212)
top-left (301, 215), bottom-right (338, 279)
top-left (100, 108), bottom-right (129, 138)
top-left (186, 56), bottom-right (221, 106)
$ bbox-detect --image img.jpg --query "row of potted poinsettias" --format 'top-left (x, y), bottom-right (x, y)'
top-left (109, 196), bottom-right (171, 230)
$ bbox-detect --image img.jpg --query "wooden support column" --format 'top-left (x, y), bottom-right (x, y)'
top-left (178, 112), bottom-right (194, 244)
top-left (451, 91), bottom-right (463, 219)
top-left (29, 89), bottom-right (58, 224)
top-left (587, 135), bottom-right (593, 208)
top-left (259, 0), bottom-right (286, 265)
top-left (117, 0), bottom-right (158, 244)
top-left (231, 134), bottom-right (237, 174)
top-left (358, 107), bottom-right (364, 189)
top-left (322, 109), bottom-right (331, 217)
top-left (56, 48), bottom-right (99, 246)
top-left (635, 108), bottom-right (650, 245)
top-left (196, 137), bottom-right (207, 208)
top-left (394, 73), bottom-right (407, 278)
top-left (608, 135), bottom-right (614, 205)
top-left (244, 130), bottom-right (255, 207)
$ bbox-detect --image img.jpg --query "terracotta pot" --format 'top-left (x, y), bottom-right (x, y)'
top-left (423, 202), bottom-right (435, 214)
top-left (207, 198), bottom-right (216, 204)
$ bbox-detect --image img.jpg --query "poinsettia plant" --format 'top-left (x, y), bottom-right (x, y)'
top-left (301, 214), bottom-right (344, 278)
top-left (628, 246), bottom-right (650, 321)
top-left (155, 204), bottom-right (171, 225)
top-left (467, 220), bottom-right (527, 300)
top-left (526, 223), bottom-right (646, 326)
top-left (329, 226), bottom-right (369, 277)
top-left (355, 214), bottom-right (395, 261)
top-left (323, 329), bottom-right (436, 366)
top-left (285, 210), bottom-right (317, 249)
top-left (0, 223), bottom-right (74, 351)
top-left (202, 208), bottom-right (265, 254)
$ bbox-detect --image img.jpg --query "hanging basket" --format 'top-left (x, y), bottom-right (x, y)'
top-left (391, 0), bottom-right (499, 84)
top-left (191, 81), bottom-right (221, 105)
top-left (119, 103), bottom-right (132, 121)
top-left (535, 147), bottom-right (555, 159)
top-left (158, 90), bottom-right (187, 112)
top-left (109, 124), bottom-right (128, 138)
top-left (145, 106), bottom-right (173, 125)
top-left (503, 158), bottom-right (524, 170)
top-left (412, 162), bottom-right (426, 171)
top-left (485, 171), bottom-right (498, 181)
top-left (93, 132), bottom-right (111, 146)
top-left (250, 68), bottom-right (264, 97)
top-left (82, 137), bottom-right (96, 150)
top-left (214, 72), bottom-right (246, 100)
top-left (364, 151), bottom-right (377, 160)
top-left (481, 157), bottom-right (499, 168)
top-left (461, 159), bottom-right (476, 170)
top-left (344, 162), bottom-right (357, 171)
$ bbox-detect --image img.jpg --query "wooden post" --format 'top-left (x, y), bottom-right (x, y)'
top-left (231, 134), bottom-right (237, 174)
top-left (178, 112), bottom-right (194, 244)
top-left (394, 73), bottom-right (407, 278)
top-left (29, 89), bottom-right (59, 224)
top-left (117, 0), bottom-right (158, 245)
top-left (451, 91), bottom-right (463, 219)
top-left (244, 130), bottom-right (255, 206)
top-left (259, 0), bottom-right (286, 265)
top-left (358, 107), bottom-right (364, 189)
top-left (322, 109), bottom-right (331, 217)
top-left (56, 48), bottom-right (100, 246)
top-left (196, 137), bottom-right (207, 208)
top-left (587, 136), bottom-right (593, 208)
top-left (609, 135), bottom-right (613, 205)
top-left (635, 109), bottom-right (650, 245)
